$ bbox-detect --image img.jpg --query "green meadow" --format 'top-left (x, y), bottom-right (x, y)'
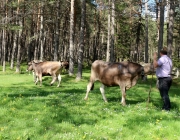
top-left (0, 64), bottom-right (180, 140)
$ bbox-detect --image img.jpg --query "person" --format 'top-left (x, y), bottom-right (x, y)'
top-left (153, 47), bottom-right (173, 111)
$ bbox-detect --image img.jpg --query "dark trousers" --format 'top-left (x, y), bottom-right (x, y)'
top-left (158, 77), bottom-right (172, 111)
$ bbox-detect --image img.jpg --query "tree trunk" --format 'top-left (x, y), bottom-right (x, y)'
top-left (39, 2), bottom-right (44, 61)
top-left (10, 32), bottom-right (17, 69)
top-left (16, 0), bottom-right (23, 73)
top-left (106, 0), bottom-right (111, 62)
top-left (156, 1), bottom-right (160, 42)
top-left (135, 2), bottom-right (142, 62)
top-left (34, 3), bottom-right (41, 60)
top-left (2, 0), bottom-right (7, 72)
top-left (158, 0), bottom-right (165, 55)
top-left (76, 0), bottom-right (86, 80)
top-left (0, 32), bottom-right (2, 65)
top-left (167, 0), bottom-right (175, 58)
top-left (145, 0), bottom-right (149, 63)
top-left (2, 28), bottom-right (6, 72)
top-left (16, 20), bottom-right (22, 73)
top-left (54, 0), bottom-right (60, 61)
top-left (69, 0), bottom-right (75, 76)
top-left (110, 0), bottom-right (115, 62)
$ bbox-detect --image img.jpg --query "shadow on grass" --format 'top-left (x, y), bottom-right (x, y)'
top-left (5, 73), bottom-right (180, 105)
top-left (6, 87), bottom-right (55, 97)
top-left (2, 73), bottom-right (180, 128)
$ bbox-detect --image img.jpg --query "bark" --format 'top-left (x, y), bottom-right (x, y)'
top-left (54, 0), bottom-right (60, 61)
top-left (16, 0), bottom-right (23, 73)
top-left (34, 3), bottom-right (41, 60)
top-left (106, 0), bottom-right (111, 62)
top-left (2, 0), bottom-right (7, 72)
top-left (76, 0), bottom-right (86, 80)
top-left (167, 0), bottom-right (175, 58)
top-left (69, 0), bottom-right (75, 76)
top-left (135, 4), bottom-right (142, 62)
top-left (2, 27), bottom-right (6, 72)
top-left (16, 20), bottom-right (23, 73)
top-left (158, 0), bottom-right (165, 55)
top-left (39, 2), bottom-right (44, 61)
top-left (0, 32), bottom-right (2, 65)
top-left (10, 32), bottom-right (17, 69)
top-left (145, 0), bottom-right (149, 63)
top-left (110, 0), bottom-right (115, 62)
top-left (156, 1), bottom-right (160, 42)
top-left (27, 14), bottom-right (34, 62)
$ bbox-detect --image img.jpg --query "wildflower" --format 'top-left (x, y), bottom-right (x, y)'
top-left (0, 127), bottom-right (4, 131)
top-left (83, 134), bottom-right (86, 139)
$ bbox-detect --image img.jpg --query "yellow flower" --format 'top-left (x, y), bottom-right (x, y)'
top-left (16, 136), bottom-right (21, 140)
top-left (83, 135), bottom-right (86, 139)
top-left (0, 127), bottom-right (4, 131)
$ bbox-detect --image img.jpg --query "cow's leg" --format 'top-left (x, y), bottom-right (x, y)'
top-left (100, 84), bottom-right (108, 102)
top-left (84, 81), bottom-right (94, 100)
top-left (120, 86), bottom-right (126, 106)
top-left (35, 77), bottom-right (38, 84)
top-left (35, 74), bottom-right (39, 85)
top-left (33, 71), bottom-right (36, 83)
top-left (50, 74), bottom-right (57, 86)
top-left (57, 74), bottom-right (61, 87)
top-left (39, 75), bottom-right (42, 86)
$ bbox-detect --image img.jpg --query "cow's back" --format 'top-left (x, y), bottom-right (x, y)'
top-left (32, 61), bottom-right (61, 75)
top-left (90, 60), bottom-right (143, 87)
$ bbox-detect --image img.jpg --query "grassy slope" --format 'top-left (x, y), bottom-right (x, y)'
top-left (0, 65), bottom-right (180, 140)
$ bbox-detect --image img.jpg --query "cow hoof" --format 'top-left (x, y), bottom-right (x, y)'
top-left (104, 100), bottom-right (108, 103)
top-left (121, 102), bottom-right (126, 106)
top-left (84, 97), bottom-right (88, 100)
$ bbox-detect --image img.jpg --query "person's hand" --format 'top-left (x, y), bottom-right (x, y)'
top-left (153, 52), bottom-right (158, 60)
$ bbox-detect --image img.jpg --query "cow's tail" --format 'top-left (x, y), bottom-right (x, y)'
top-left (91, 83), bottom-right (94, 90)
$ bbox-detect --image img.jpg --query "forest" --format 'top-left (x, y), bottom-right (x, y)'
top-left (0, 0), bottom-right (180, 78)
top-left (1, 1), bottom-right (180, 139)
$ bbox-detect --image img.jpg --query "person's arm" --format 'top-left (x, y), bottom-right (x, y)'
top-left (153, 52), bottom-right (159, 68)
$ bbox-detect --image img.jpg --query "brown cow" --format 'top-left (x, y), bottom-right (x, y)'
top-left (27, 60), bottom-right (43, 82)
top-left (84, 60), bottom-right (153, 105)
top-left (27, 61), bottom-right (69, 87)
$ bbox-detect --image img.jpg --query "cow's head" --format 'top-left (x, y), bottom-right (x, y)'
top-left (140, 63), bottom-right (156, 81)
top-left (143, 63), bottom-right (155, 75)
top-left (26, 60), bottom-right (43, 71)
top-left (61, 61), bottom-right (69, 70)
top-left (27, 61), bottom-right (33, 71)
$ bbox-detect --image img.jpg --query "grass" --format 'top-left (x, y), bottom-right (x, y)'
top-left (0, 64), bottom-right (180, 140)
